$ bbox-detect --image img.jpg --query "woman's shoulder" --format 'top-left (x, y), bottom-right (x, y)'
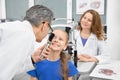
top-left (90, 33), bottom-right (99, 40)
top-left (91, 33), bottom-right (105, 41)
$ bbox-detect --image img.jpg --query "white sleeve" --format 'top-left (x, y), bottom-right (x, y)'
top-left (19, 45), bottom-right (35, 73)
top-left (18, 55), bottom-right (35, 74)
top-left (0, 28), bottom-right (1, 41)
top-left (95, 40), bottom-right (110, 64)
top-left (16, 32), bottom-right (35, 74)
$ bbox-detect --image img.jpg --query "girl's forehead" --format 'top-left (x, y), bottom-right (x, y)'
top-left (53, 30), bottom-right (67, 37)
top-left (53, 30), bottom-right (65, 34)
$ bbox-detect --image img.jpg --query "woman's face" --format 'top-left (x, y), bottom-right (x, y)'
top-left (80, 12), bottom-right (93, 30)
top-left (50, 30), bottom-right (68, 52)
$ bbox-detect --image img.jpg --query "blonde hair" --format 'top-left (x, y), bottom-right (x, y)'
top-left (59, 30), bottom-right (69, 80)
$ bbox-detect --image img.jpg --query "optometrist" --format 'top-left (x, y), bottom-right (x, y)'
top-left (74, 9), bottom-right (110, 64)
top-left (0, 5), bottom-right (54, 80)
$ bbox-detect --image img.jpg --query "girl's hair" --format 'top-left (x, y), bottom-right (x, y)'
top-left (60, 52), bottom-right (69, 80)
top-left (78, 9), bottom-right (105, 40)
top-left (59, 30), bottom-right (69, 80)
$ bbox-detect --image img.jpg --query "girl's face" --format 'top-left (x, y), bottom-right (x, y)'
top-left (50, 30), bottom-right (68, 52)
top-left (80, 12), bottom-right (93, 30)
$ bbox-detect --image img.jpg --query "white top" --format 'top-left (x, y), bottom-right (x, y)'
top-left (0, 20), bottom-right (35, 80)
top-left (73, 30), bottom-right (110, 64)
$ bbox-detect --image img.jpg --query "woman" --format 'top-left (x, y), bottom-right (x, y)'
top-left (75, 9), bottom-right (110, 64)
top-left (27, 29), bottom-right (78, 80)
top-left (74, 9), bottom-right (110, 80)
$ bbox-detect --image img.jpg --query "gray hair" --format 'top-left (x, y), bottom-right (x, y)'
top-left (24, 5), bottom-right (54, 27)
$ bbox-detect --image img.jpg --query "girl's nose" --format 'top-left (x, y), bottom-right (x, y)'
top-left (53, 37), bottom-right (58, 42)
top-left (55, 39), bottom-right (58, 42)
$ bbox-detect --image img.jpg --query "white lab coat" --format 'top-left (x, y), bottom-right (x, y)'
top-left (0, 20), bottom-right (35, 80)
top-left (73, 30), bottom-right (110, 64)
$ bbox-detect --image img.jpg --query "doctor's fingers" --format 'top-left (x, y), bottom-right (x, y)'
top-left (78, 57), bottom-right (90, 62)
top-left (78, 54), bottom-right (87, 59)
top-left (31, 45), bottom-right (47, 62)
top-left (88, 57), bottom-right (99, 62)
top-left (37, 45), bottom-right (46, 54)
top-left (80, 54), bottom-right (91, 58)
top-left (78, 56), bottom-right (86, 61)
top-left (40, 51), bottom-right (49, 59)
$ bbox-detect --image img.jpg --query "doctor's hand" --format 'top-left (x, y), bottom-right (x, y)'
top-left (78, 54), bottom-right (91, 62)
top-left (31, 45), bottom-right (50, 63)
top-left (78, 54), bottom-right (98, 62)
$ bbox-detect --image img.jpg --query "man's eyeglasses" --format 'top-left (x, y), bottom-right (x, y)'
top-left (43, 22), bottom-right (53, 34)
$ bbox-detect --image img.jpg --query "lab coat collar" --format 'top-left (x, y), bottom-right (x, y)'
top-left (22, 20), bottom-right (36, 40)
top-left (89, 33), bottom-right (97, 40)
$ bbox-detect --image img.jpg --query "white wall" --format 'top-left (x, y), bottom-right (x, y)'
top-left (107, 0), bottom-right (120, 60)
top-left (0, 0), bottom-right (6, 19)
top-left (28, 0), bottom-right (34, 8)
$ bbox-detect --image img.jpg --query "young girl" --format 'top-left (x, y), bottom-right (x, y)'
top-left (27, 29), bottom-right (78, 80)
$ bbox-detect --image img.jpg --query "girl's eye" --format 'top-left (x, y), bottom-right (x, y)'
top-left (53, 36), bottom-right (57, 39)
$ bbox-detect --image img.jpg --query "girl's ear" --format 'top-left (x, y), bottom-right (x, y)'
top-left (63, 45), bottom-right (68, 51)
